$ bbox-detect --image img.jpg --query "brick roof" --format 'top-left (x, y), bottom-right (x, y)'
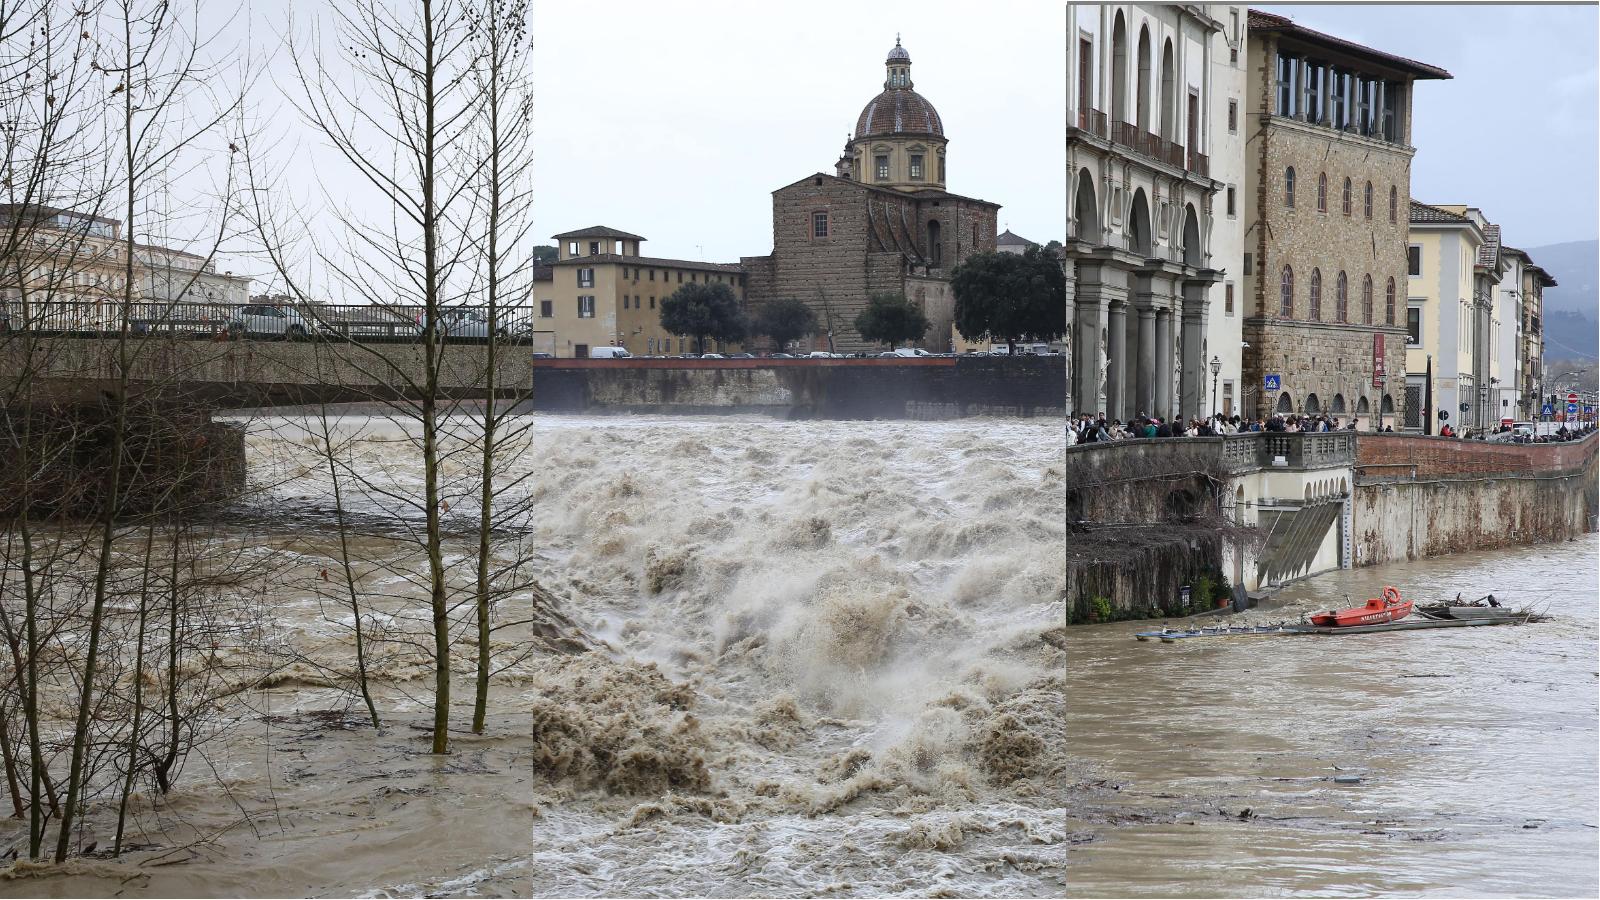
top-left (1408, 201), bottom-right (1469, 224)
top-left (773, 172), bottom-right (1002, 209)
top-left (1248, 9), bottom-right (1452, 80)
top-left (552, 253), bottom-right (743, 274)
top-left (550, 225), bottom-right (646, 241)
top-left (855, 88), bottom-right (944, 139)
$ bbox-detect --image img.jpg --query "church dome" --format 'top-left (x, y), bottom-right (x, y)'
top-left (854, 39), bottom-right (942, 139)
top-left (854, 89), bottom-right (943, 139)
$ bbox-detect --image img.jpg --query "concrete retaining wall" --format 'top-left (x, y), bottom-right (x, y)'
top-left (527, 356), bottom-right (1066, 420)
top-left (1352, 433), bottom-right (1598, 566)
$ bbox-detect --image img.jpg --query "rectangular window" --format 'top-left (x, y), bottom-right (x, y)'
top-left (578, 296), bottom-right (595, 318)
top-left (648, 270), bottom-right (655, 281)
top-left (1407, 306), bottom-right (1421, 345)
top-left (813, 211), bottom-right (829, 237)
top-left (876, 155), bottom-right (889, 181)
top-left (1225, 282), bottom-right (1235, 315)
top-left (650, 297), bottom-right (655, 309)
top-left (1304, 63), bottom-right (1323, 123)
top-left (1331, 69), bottom-right (1348, 129)
top-left (1222, 380), bottom-right (1235, 416)
top-left (1226, 186), bottom-right (1236, 217)
top-left (615, 240), bottom-right (623, 254)
top-left (1408, 245), bottom-right (1421, 276)
top-left (568, 241), bottom-right (578, 257)
top-left (577, 267), bottom-right (594, 288)
top-left (677, 271), bottom-right (683, 283)
top-left (1243, 253), bottom-right (1253, 276)
top-left (1227, 99), bottom-right (1238, 133)
top-left (1382, 82), bottom-right (1399, 141)
top-left (1275, 53), bottom-right (1297, 116)
top-left (589, 241), bottom-right (600, 256)
top-left (909, 154), bottom-right (924, 180)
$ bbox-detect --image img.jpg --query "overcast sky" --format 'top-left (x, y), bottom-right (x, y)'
top-left (1259, 3), bottom-right (1598, 250)
top-left (529, 0), bottom-right (1065, 263)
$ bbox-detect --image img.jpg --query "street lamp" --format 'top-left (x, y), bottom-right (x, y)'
top-left (1209, 355), bottom-right (1222, 417)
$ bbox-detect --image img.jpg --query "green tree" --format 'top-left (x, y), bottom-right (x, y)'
top-left (753, 296), bottom-right (818, 352)
top-left (531, 244), bottom-right (558, 264)
top-left (1042, 239), bottom-right (1063, 257)
top-left (660, 282), bottom-right (749, 354)
top-left (853, 292), bottom-right (930, 349)
top-left (951, 246), bottom-right (1066, 354)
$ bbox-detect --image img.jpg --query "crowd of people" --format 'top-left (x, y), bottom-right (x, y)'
top-left (1068, 413), bottom-right (1598, 444)
top-left (1068, 412), bottom-right (1376, 443)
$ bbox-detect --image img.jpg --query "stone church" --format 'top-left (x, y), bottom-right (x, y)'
top-left (741, 39), bottom-right (1001, 353)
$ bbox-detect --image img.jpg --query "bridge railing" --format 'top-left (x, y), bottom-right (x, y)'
top-left (0, 299), bottom-right (545, 343)
top-left (1066, 431), bottom-right (1356, 475)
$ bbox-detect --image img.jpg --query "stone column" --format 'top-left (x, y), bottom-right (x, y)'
top-left (1073, 299), bottom-right (1107, 417)
top-left (1107, 301), bottom-right (1127, 419)
top-left (1155, 308), bottom-right (1173, 417)
top-left (1180, 280), bottom-right (1211, 419)
top-left (1136, 307), bottom-right (1156, 417)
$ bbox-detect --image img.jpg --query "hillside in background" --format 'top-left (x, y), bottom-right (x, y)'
top-left (1526, 239), bottom-right (1597, 361)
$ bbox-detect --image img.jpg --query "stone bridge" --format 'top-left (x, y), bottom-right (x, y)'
top-left (0, 335), bottom-right (530, 407)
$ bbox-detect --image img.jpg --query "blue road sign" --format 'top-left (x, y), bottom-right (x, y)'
top-left (1263, 374), bottom-right (1281, 392)
top-left (1567, 403), bottom-right (1578, 415)
top-left (1542, 403), bottom-right (1555, 416)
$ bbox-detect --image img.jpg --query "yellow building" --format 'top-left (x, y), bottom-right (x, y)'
top-left (0, 204), bottom-right (143, 330)
top-left (1405, 202), bottom-right (1502, 433)
top-left (533, 226), bottom-right (747, 358)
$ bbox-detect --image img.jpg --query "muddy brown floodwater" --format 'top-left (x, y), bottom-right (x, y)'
top-left (1067, 536), bottom-right (1599, 898)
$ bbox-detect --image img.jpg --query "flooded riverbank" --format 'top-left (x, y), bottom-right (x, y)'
top-left (1067, 537), bottom-right (1600, 897)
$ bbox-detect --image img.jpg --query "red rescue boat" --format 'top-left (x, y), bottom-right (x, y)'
top-left (1308, 586), bottom-right (1413, 627)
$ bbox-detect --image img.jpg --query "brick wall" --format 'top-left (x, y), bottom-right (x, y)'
top-left (1355, 432), bottom-right (1598, 479)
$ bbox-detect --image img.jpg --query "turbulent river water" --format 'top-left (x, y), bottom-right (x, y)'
top-left (0, 412), bottom-right (1066, 898)
top-left (1068, 536), bottom-right (1600, 898)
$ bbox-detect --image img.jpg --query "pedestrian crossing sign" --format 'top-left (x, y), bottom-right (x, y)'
top-left (1263, 374), bottom-right (1281, 392)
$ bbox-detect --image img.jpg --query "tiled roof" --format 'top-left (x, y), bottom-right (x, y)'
top-left (552, 253), bottom-right (743, 274)
top-left (856, 89), bottom-right (943, 139)
top-left (1408, 201), bottom-right (1469, 224)
top-left (1248, 9), bottom-right (1452, 80)
top-left (531, 264), bottom-right (553, 282)
top-left (996, 229), bottom-right (1036, 247)
top-left (1477, 224), bottom-right (1501, 269)
top-left (551, 226), bottom-right (647, 241)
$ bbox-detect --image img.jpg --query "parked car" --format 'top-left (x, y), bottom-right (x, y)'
top-left (727, 352), bottom-right (754, 359)
top-left (769, 353), bottom-right (795, 359)
top-left (531, 352), bottom-right (554, 359)
top-left (227, 304), bottom-right (320, 340)
top-left (807, 351), bottom-right (843, 358)
top-left (417, 309), bottom-right (510, 340)
top-left (589, 346), bottom-right (632, 359)
top-left (701, 353), bottom-right (726, 359)
top-left (892, 347), bottom-right (932, 358)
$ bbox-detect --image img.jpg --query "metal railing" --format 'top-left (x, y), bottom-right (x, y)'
top-left (1077, 107), bottom-right (1108, 138)
top-left (0, 299), bottom-right (547, 344)
top-left (1066, 431), bottom-right (1357, 475)
top-left (1105, 119), bottom-right (1211, 178)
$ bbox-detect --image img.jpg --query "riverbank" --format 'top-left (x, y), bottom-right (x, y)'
top-left (1065, 537), bottom-right (1600, 897)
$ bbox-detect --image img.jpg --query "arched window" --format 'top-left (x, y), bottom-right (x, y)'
top-left (1305, 393), bottom-right (1321, 414)
top-left (1385, 277), bottom-right (1397, 325)
top-left (1111, 12), bottom-right (1128, 121)
top-left (1342, 177), bottom-right (1353, 216)
top-left (1335, 271), bottom-right (1349, 322)
top-left (1276, 392), bottom-right (1294, 414)
top-left (1362, 274), bottom-right (1374, 324)
top-left (1364, 181), bottom-right (1373, 219)
top-left (1317, 172), bottom-right (1328, 212)
top-left (1309, 268), bottom-right (1322, 320)
top-left (1285, 167), bottom-right (1296, 207)
top-left (1388, 186), bottom-right (1398, 223)
top-left (1280, 265), bottom-right (1294, 318)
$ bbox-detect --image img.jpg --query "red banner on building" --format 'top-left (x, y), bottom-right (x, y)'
top-left (1372, 333), bottom-right (1386, 387)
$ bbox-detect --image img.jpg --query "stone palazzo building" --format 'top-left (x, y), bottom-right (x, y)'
top-left (1240, 10), bottom-right (1449, 425)
top-left (742, 39), bottom-right (999, 353)
top-left (1064, 4), bottom-right (1239, 422)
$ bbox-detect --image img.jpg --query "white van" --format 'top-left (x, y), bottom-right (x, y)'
top-left (589, 346), bottom-right (632, 359)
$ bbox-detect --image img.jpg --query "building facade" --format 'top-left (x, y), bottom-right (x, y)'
top-left (135, 244), bottom-right (252, 307)
top-left (537, 226), bottom-right (746, 358)
top-left (1241, 9), bottom-right (1449, 427)
top-left (1516, 256), bottom-right (1556, 419)
top-left (1404, 202), bottom-right (1501, 434)
top-left (1064, 4), bottom-right (1233, 422)
top-left (0, 205), bottom-right (141, 330)
top-left (743, 40), bottom-right (1000, 354)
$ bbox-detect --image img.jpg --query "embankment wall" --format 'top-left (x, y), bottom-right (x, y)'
top-left (1352, 434), bottom-right (1598, 566)
top-left (527, 356), bottom-right (1065, 420)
